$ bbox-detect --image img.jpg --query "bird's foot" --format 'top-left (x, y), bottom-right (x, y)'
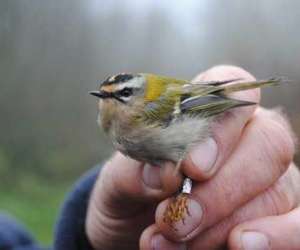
top-left (163, 177), bottom-right (193, 230)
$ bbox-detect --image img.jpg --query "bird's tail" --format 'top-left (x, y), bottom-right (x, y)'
top-left (221, 77), bottom-right (283, 94)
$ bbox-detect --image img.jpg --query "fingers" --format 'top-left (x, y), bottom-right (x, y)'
top-left (228, 191), bottom-right (300, 250)
top-left (189, 163), bottom-right (300, 249)
top-left (86, 153), bottom-right (183, 248)
top-left (183, 65), bottom-right (260, 180)
top-left (140, 164), bottom-right (300, 250)
top-left (155, 107), bottom-right (295, 241)
top-left (88, 152), bottom-right (183, 217)
top-left (140, 224), bottom-right (187, 250)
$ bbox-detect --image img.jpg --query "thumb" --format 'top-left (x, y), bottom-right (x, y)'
top-left (86, 152), bottom-right (182, 248)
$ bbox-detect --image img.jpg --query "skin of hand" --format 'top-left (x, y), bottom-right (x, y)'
top-left (86, 65), bottom-right (299, 250)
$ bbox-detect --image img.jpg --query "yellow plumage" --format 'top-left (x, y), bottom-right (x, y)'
top-left (144, 74), bottom-right (187, 101)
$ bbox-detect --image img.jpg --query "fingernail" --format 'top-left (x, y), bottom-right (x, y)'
top-left (152, 234), bottom-right (186, 250)
top-left (142, 164), bottom-right (162, 189)
top-left (172, 199), bottom-right (203, 239)
top-left (189, 137), bottom-right (218, 172)
top-left (242, 232), bottom-right (270, 250)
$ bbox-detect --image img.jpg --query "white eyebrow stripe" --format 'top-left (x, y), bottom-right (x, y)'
top-left (119, 96), bottom-right (131, 102)
top-left (115, 78), bottom-right (144, 90)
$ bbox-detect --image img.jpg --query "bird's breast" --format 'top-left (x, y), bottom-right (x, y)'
top-left (110, 115), bottom-right (211, 164)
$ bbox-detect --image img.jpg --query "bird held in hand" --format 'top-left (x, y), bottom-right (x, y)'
top-left (90, 72), bottom-right (281, 227)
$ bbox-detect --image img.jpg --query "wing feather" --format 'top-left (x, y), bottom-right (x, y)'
top-left (140, 77), bottom-right (281, 123)
top-left (180, 95), bottom-right (256, 117)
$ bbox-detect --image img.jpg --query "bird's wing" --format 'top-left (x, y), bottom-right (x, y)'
top-left (179, 78), bottom-right (281, 95)
top-left (180, 94), bottom-right (255, 117)
top-left (139, 80), bottom-right (238, 123)
top-left (139, 78), bottom-right (280, 122)
top-left (141, 96), bottom-right (176, 125)
top-left (169, 78), bottom-right (281, 118)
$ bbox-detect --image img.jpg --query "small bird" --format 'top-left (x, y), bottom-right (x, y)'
top-left (90, 73), bottom-right (280, 227)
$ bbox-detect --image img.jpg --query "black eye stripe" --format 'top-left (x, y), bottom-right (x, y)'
top-left (115, 87), bottom-right (138, 97)
top-left (111, 87), bottom-right (136, 103)
top-left (119, 87), bottom-right (133, 97)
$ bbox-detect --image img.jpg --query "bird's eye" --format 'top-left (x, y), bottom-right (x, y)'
top-left (120, 88), bottom-right (133, 97)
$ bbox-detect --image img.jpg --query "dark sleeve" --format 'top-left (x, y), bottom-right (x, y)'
top-left (54, 166), bottom-right (100, 250)
top-left (0, 213), bottom-right (46, 250)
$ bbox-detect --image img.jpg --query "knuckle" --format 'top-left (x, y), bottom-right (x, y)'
top-left (264, 170), bottom-right (296, 215)
top-left (258, 107), bottom-right (296, 154)
top-left (276, 126), bottom-right (294, 166)
top-left (265, 107), bottom-right (293, 131)
top-left (272, 122), bottom-right (295, 166)
top-left (256, 116), bottom-right (295, 174)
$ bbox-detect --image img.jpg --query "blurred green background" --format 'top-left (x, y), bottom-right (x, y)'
top-left (0, 0), bottom-right (299, 246)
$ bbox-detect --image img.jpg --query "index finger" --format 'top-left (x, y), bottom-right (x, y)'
top-left (182, 65), bottom-right (260, 180)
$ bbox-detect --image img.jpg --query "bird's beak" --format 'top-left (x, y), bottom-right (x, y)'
top-left (89, 90), bottom-right (110, 98)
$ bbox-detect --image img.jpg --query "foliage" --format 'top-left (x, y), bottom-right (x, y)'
top-left (0, 176), bottom-right (70, 245)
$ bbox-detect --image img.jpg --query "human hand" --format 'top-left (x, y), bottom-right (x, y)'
top-left (140, 66), bottom-right (299, 249)
top-left (86, 150), bottom-right (184, 249)
top-left (86, 66), bottom-right (298, 250)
